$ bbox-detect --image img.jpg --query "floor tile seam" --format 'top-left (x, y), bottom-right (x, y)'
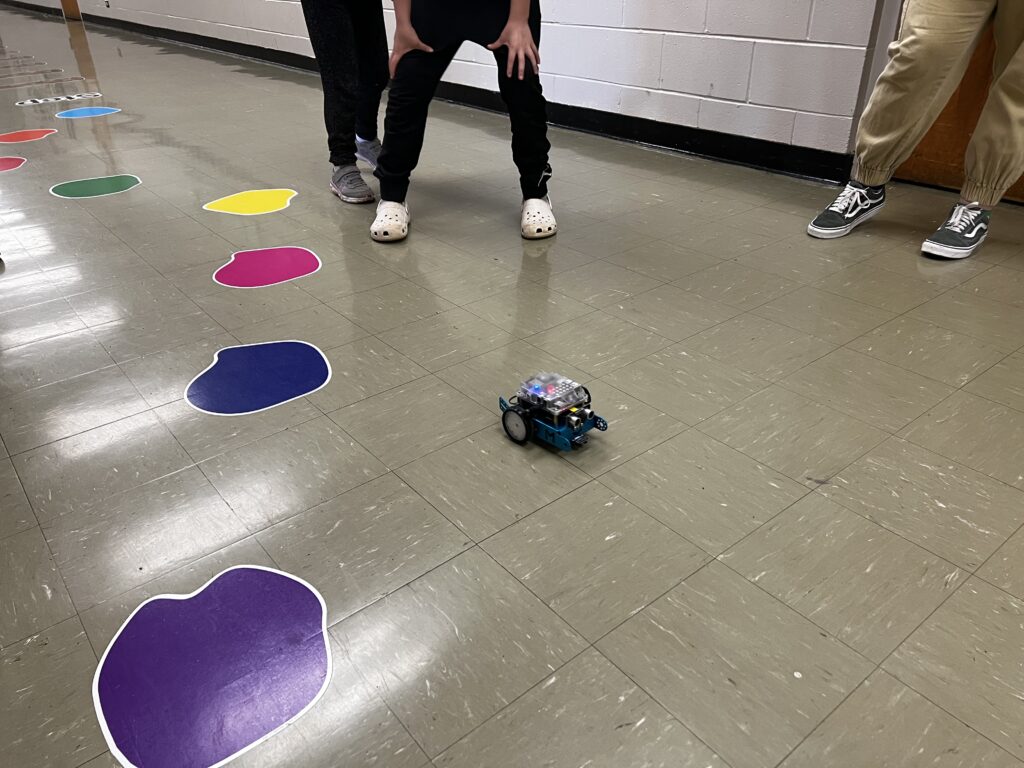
top-left (836, 331), bottom-right (1009, 391)
top-left (810, 275), bottom-right (949, 316)
top-left (0, 302), bottom-right (87, 351)
top-left (881, 667), bottom-right (1024, 766)
top-left (291, 267), bottom-right (408, 308)
top-left (568, 305), bottom-right (680, 358)
top-left (0, 525), bottom-right (81, 653)
top-left (956, 370), bottom-right (1024, 417)
top-left (584, 558), bottom-right (741, 767)
top-left (902, 303), bottom-right (1024, 357)
top-left (691, 395), bottom-right (892, 496)
top-left (896, 386), bottom-right (1024, 472)
top-left (159, 400), bottom-right (324, 467)
top-left (954, 512), bottom-right (1024, 604)
top-left (369, 299), bottom-right (513, 346)
top-left (593, 347), bottom-right (778, 427)
top-left (63, 283), bottom-right (208, 336)
top-left (0, 356), bottom-right (122, 404)
top-left (588, 252), bottom-right (681, 286)
top-left (675, 265), bottom-right (805, 313)
top-left (717, 541), bottom-right (964, 668)
top-left (323, 542), bottom-right (594, 760)
top-left (419, 574), bottom-right (594, 760)
top-left (768, 375), bottom-right (932, 437)
top-left (951, 273), bottom-right (1024, 312)
top-left (705, 553), bottom-right (950, 768)
top-left (455, 298), bottom-right (581, 341)
top-left (91, 309), bottom-right (233, 362)
top-left (109, 220), bottom-right (226, 265)
top-left (866, 571), bottom-right (1024, 762)
top-left (0, 387), bottom-right (164, 460)
top-left (207, 460), bottom-right (395, 543)
top-left (807, 481), bottom-right (1021, 576)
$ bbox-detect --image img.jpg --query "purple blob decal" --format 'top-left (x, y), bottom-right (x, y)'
top-left (93, 566), bottom-right (331, 768)
top-left (213, 246), bottom-right (321, 288)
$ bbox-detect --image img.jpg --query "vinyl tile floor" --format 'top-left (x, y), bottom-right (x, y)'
top-left (3, 6), bottom-right (1024, 768)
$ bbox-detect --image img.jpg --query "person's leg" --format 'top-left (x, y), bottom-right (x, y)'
top-left (852, 0), bottom-right (996, 186)
top-left (348, 0), bottom-right (389, 167)
top-left (374, 44), bottom-right (459, 203)
top-left (961, 2), bottom-right (1024, 207)
top-left (299, 0), bottom-right (358, 167)
top-left (491, 20), bottom-right (556, 238)
top-left (809, 0), bottom-right (996, 239)
top-left (922, 2), bottom-right (1024, 258)
top-left (491, 37), bottom-right (551, 199)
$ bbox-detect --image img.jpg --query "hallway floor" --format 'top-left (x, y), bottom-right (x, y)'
top-left (3, 6), bottom-right (1024, 768)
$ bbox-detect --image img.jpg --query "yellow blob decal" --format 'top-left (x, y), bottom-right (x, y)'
top-left (202, 188), bottom-right (297, 216)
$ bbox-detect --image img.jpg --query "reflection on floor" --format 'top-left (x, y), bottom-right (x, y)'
top-left (3, 5), bottom-right (1024, 768)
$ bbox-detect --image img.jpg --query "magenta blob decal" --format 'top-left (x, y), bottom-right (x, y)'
top-left (213, 246), bottom-right (321, 289)
top-left (0, 156), bottom-right (26, 173)
top-left (93, 566), bottom-right (331, 768)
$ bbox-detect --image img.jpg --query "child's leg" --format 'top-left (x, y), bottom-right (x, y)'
top-left (299, 0), bottom-right (360, 167)
top-left (491, 39), bottom-right (551, 199)
top-left (374, 45), bottom-right (460, 202)
top-left (349, 0), bottom-right (389, 143)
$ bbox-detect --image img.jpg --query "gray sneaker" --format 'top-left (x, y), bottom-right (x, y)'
top-left (330, 165), bottom-right (374, 204)
top-left (355, 137), bottom-right (382, 170)
top-left (922, 202), bottom-right (991, 259)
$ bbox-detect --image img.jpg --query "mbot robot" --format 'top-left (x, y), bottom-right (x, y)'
top-left (499, 372), bottom-right (608, 451)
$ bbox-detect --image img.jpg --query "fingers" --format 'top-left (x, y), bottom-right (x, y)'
top-left (417, 41), bottom-right (434, 53)
top-left (526, 46), bottom-right (539, 76)
top-left (518, 49), bottom-right (526, 80)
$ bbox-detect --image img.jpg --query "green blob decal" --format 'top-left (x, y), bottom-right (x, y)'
top-left (50, 174), bottom-right (140, 199)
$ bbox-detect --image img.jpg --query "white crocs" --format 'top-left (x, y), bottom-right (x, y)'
top-left (370, 200), bottom-right (410, 242)
top-left (521, 196), bottom-right (558, 240)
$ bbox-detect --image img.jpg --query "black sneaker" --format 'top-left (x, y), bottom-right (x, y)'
top-left (921, 202), bottom-right (990, 259)
top-left (807, 181), bottom-right (886, 239)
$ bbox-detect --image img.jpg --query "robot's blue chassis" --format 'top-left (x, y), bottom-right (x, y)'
top-left (499, 397), bottom-right (608, 451)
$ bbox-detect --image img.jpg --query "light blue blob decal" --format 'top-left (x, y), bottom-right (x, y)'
top-left (56, 106), bottom-right (121, 119)
top-left (185, 341), bottom-right (331, 416)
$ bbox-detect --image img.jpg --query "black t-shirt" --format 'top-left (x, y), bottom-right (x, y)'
top-left (411, 0), bottom-right (541, 49)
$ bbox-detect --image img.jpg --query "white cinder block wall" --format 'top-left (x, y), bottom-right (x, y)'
top-left (20, 0), bottom-right (890, 154)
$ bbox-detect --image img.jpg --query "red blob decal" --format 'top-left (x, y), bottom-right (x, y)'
top-left (0, 128), bottom-right (57, 143)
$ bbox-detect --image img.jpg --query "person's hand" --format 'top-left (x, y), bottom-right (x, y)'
top-left (487, 21), bottom-right (539, 80)
top-left (390, 25), bottom-right (433, 78)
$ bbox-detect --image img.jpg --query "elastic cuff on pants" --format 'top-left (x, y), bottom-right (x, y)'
top-left (520, 165), bottom-right (552, 200)
top-left (961, 179), bottom-right (1004, 208)
top-left (850, 160), bottom-right (892, 188)
top-left (378, 179), bottom-right (409, 204)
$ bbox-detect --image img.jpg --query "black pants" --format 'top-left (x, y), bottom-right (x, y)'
top-left (375, 28), bottom-right (551, 202)
top-left (299, 0), bottom-right (389, 167)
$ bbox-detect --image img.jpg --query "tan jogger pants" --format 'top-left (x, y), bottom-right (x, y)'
top-left (852, 0), bottom-right (1024, 207)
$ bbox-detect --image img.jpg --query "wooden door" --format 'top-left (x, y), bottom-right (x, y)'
top-left (895, 25), bottom-right (1024, 202)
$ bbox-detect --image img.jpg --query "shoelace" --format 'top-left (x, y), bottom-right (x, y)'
top-left (828, 184), bottom-right (872, 214)
top-left (944, 204), bottom-right (983, 234)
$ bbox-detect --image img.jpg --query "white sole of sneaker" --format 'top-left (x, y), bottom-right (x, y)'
top-left (921, 232), bottom-right (986, 260)
top-left (806, 203), bottom-right (884, 239)
top-left (330, 183), bottom-right (374, 205)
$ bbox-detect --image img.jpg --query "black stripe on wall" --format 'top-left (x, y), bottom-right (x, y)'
top-left (1, 0), bottom-right (852, 182)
